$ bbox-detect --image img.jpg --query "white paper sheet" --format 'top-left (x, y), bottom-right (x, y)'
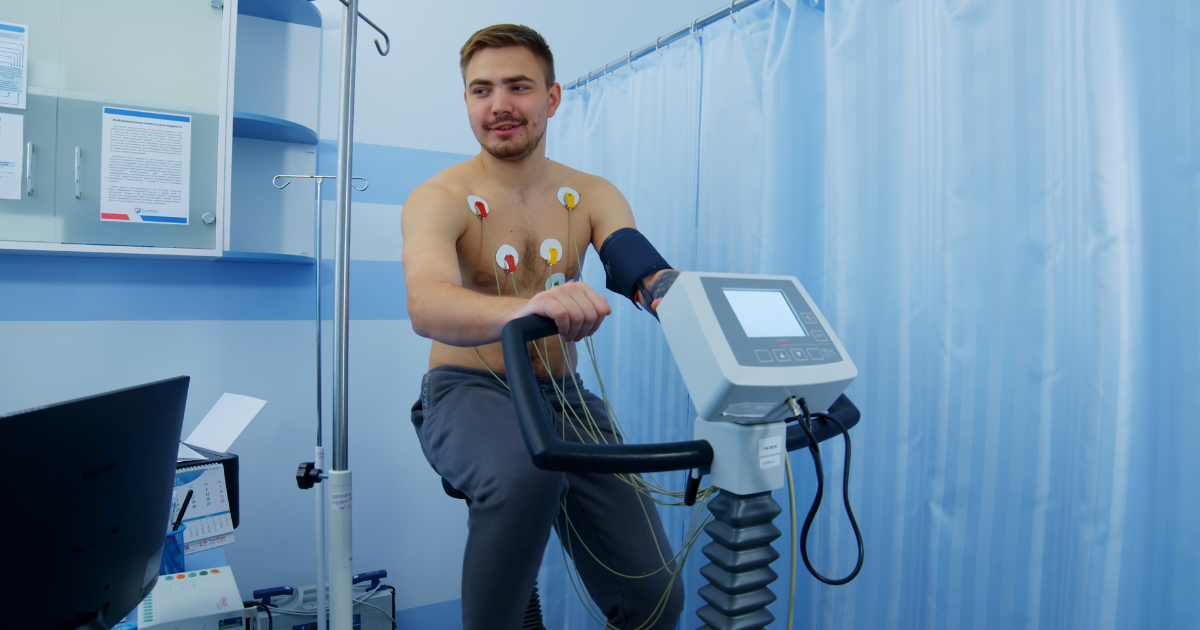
top-left (0, 21), bottom-right (27, 110)
top-left (184, 393), bottom-right (266, 453)
top-left (99, 106), bottom-right (191, 224)
top-left (0, 112), bottom-right (21, 200)
top-left (177, 442), bottom-right (204, 461)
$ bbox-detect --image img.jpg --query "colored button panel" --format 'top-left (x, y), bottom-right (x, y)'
top-left (210, 568), bottom-right (220, 573)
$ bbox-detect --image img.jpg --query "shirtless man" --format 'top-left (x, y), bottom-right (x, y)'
top-left (402, 24), bottom-right (682, 630)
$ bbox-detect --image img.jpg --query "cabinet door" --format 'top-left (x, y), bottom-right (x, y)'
top-left (54, 0), bottom-right (223, 249)
top-left (0, 1), bottom-right (62, 243)
top-left (55, 100), bottom-right (219, 249)
top-left (0, 95), bottom-right (57, 242)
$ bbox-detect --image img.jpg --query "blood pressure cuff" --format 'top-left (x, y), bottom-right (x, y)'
top-left (598, 228), bottom-right (672, 304)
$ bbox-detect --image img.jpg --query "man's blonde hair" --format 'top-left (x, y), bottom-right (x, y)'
top-left (460, 24), bottom-right (555, 86)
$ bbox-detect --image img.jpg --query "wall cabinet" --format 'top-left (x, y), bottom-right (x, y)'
top-left (0, 0), bottom-right (321, 263)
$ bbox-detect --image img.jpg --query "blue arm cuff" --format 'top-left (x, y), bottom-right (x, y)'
top-left (598, 228), bottom-right (672, 304)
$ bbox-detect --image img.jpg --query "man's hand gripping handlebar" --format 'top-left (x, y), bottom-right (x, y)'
top-left (514, 282), bottom-right (612, 343)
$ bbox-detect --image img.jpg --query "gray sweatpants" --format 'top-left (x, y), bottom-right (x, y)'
top-left (411, 366), bottom-right (685, 630)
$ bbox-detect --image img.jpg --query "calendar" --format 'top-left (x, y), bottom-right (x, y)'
top-left (170, 462), bottom-right (235, 554)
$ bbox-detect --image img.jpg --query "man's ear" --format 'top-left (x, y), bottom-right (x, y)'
top-left (547, 82), bottom-right (562, 118)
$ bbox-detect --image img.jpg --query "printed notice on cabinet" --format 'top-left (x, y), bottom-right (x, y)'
top-left (0, 21), bottom-right (27, 110)
top-left (100, 107), bottom-right (191, 224)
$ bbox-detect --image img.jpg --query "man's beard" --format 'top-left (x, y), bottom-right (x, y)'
top-left (482, 116), bottom-right (544, 162)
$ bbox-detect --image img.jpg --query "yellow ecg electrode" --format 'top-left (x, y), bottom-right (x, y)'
top-left (557, 186), bottom-right (580, 210)
top-left (540, 238), bottom-right (563, 266)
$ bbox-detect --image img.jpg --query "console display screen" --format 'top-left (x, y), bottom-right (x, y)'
top-left (722, 290), bottom-right (806, 338)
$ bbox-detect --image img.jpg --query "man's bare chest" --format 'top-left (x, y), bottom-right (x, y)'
top-left (455, 198), bottom-right (589, 296)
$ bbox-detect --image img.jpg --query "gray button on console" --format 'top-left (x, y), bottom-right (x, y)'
top-left (812, 331), bottom-right (827, 341)
top-left (806, 348), bottom-right (823, 360)
top-left (791, 349), bottom-right (808, 361)
top-left (755, 349), bottom-right (774, 363)
top-left (772, 349), bottom-right (791, 362)
top-left (801, 313), bottom-right (817, 324)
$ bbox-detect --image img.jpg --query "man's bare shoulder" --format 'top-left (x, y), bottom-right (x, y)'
top-left (547, 161), bottom-right (628, 210)
top-left (404, 157), bottom-right (482, 228)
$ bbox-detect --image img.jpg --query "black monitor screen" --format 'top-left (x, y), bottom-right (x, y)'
top-left (2, 377), bottom-right (189, 629)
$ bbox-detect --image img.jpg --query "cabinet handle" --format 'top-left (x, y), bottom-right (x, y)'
top-left (74, 146), bottom-right (81, 199)
top-left (25, 142), bottom-right (33, 196)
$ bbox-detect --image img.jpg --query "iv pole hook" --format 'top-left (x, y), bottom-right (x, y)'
top-left (273, 174), bottom-right (368, 191)
top-left (338, 0), bottom-right (390, 56)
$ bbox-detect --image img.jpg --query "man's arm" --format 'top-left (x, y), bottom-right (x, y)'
top-left (588, 179), bottom-right (679, 314)
top-left (403, 183), bottom-right (611, 345)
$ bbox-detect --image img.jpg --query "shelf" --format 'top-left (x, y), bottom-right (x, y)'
top-left (237, 0), bottom-right (321, 28)
top-left (232, 112), bottom-right (319, 145)
top-left (219, 250), bottom-right (315, 265)
top-left (0, 240), bottom-right (220, 260)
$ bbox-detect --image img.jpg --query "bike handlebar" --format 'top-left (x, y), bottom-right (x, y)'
top-left (501, 315), bottom-right (859, 474)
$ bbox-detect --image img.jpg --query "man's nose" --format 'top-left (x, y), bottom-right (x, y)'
top-left (490, 90), bottom-right (515, 116)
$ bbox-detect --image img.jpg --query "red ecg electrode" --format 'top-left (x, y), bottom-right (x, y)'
top-left (504, 254), bottom-right (516, 273)
top-left (475, 201), bottom-right (488, 217)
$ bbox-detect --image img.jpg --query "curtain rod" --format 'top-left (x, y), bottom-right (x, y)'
top-left (563, 0), bottom-right (770, 90)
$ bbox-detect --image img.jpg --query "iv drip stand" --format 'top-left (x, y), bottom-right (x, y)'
top-left (327, 0), bottom-right (359, 624)
top-left (285, 0), bottom-right (387, 626)
top-left (276, 174), bottom-right (367, 630)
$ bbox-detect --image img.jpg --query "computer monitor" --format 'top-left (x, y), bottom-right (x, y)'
top-left (2, 376), bottom-right (190, 630)
top-left (658, 272), bottom-right (857, 422)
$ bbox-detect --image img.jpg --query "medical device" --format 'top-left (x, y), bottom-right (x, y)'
top-left (135, 566), bottom-right (244, 630)
top-left (503, 272), bottom-right (863, 630)
top-left (597, 227), bottom-right (673, 305)
top-left (248, 570), bottom-right (396, 630)
top-left (4, 377), bottom-right (190, 630)
top-left (272, 2), bottom-right (391, 628)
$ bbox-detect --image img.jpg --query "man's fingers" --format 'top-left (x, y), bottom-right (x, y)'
top-left (570, 293), bottom-right (600, 341)
top-left (540, 299), bottom-right (569, 335)
top-left (534, 283), bottom-right (610, 341)
top-left (559, 292), bottom-right (586, 340)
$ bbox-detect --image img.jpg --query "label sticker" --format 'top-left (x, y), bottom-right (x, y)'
top-left (557, 186), bottom-right (579, 209)
top-left (332, 490), bottom-right (352, 511)
top-left (760, 454), bottom-right (781, 469)
top-left (759, 435), bottom-right (782, 458)
top-left (496, 244), bottom-right (519, 272)
top-left (540, 238), bottom-right (563, 264)
top-left (467, 194), bottom-right (489, 217)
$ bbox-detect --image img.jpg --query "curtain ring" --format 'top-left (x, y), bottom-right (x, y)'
top-left (627, 50), bottom-right (633, 71)
top-left (691, 17), bottom-right (699, 34)
top-left (655, 35), bottom-right (663, 52)
top-left (730, 0), bottom-right (737, 22)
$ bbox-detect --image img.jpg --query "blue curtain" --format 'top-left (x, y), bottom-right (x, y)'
top-left (546, 0), bottom-right (1200, 629)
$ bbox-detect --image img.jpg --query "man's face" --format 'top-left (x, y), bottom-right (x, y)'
top-left (463, 46), bottom-right (560, 162)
